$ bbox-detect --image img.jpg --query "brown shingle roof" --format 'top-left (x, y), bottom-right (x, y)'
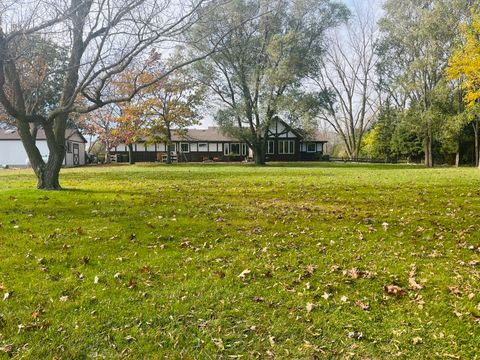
top-left (170, 127), bottom-right (237, 142)
top-left (169, 127), bottom-right (328, 143)
top-left (304, 131), bottom-right (328, 142)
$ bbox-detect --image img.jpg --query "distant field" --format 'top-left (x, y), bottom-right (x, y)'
top-left (0, 163), bottom-right (479, 359)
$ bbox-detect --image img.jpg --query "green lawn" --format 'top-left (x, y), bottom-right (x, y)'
top-left (0, 163), bottom-right (479, 359)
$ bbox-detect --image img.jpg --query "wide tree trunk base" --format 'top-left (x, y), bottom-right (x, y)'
top-left (37, 176), bottom-right (62, 190)
top-left (35, 164), bottom-right (62, 190)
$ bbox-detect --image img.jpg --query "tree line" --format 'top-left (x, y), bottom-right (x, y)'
top-left (0, 0), bottom-right (479, 190)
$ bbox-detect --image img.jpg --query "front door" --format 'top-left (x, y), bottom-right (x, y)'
top-left (73, 143), bottom-right (80, 166)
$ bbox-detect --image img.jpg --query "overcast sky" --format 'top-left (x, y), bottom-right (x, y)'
top-left (197, 0), bottom-right (384, 128)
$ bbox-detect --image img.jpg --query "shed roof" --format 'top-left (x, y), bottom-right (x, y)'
top-left (0, 128), bottom-right (87, 143)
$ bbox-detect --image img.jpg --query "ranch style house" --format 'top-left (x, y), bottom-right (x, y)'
top-left (112, 118), bottom-right (328, 163)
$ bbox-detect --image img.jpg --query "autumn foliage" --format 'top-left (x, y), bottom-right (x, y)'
top-left (448, 11), bottom-right (480, 106)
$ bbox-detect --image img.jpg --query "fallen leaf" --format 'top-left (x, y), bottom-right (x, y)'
top-left (408, 264), bottom-right (423, 290)
top-left (268, 335), bottom-right (275, 347)
top-left (448, 286), bottom-right (462, 296)
top-left (0, 344), bottom-right (13, 353)
top-left (412, 336), bottom-right (423, 345)
top-left (408, 277), bottom-right (423, 291)
top-left (31, 311), bottom-right (41, 319)
top-left (355, 300), bottom-right (370, 311)
top-left (384, 285), bottom-right (405, 297)
top-left (214, 271), bottom-right (225, 278)
top-left (306, 264), bottom-right (315, 275)
top-left (306, 303), bottom-right (314, 313)
top-left (321, 292), bottom-right (331, 300)
top-left (347, 331), bottom-right (363, 340)
top-left (3, 292), bottom-right (11, 301)
top-left (59, 295), bottom-right (69, 302)
top-left (343, 268), bottom-right (373, 279)
top-left (340, 295), bottom-right (348, 303)
top-left (238, 269), bottom-right (251, 280)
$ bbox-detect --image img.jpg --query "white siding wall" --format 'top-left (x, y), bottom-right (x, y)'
top-left (64, 140), bottom-right (86, 167)
top-left (0, 140), bottom-right (85, 167)
top-left (0, 140), bottom-right (49, 166)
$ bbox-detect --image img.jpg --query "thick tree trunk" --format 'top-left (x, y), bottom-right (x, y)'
top-left (128, 144), bottom-right (135, 164)
top-left (166, 142), bottom-right (172, 164)
top-left (166, 127), bottom-right (173, 164)
top-left (455, 151), bottom-right (460, 167)
top-left (424, 131), bottom-right (433, 167)
top-left (105, 150), bottom-right (111, 164)
top-left (253, 141), bottom-right (266, 165)
top-left (35, 160), bottom-right (63, 190)
top-left (18, 121), bottom-right (65, 190)
top-left (473, 119), bottom-right (479, 168)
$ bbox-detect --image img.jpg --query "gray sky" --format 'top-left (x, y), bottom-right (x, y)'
top-left (197, 0), bottom-right (384, 128)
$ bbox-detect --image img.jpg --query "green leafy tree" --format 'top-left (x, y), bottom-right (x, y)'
top-left (362, 104), bottom-right (398, 161)
top-left (192, 0), bottom-right (348, 164)
top-left (377, 0), bottom-right (471, 167)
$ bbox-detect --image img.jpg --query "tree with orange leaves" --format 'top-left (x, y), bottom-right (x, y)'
top-left (115, 52), bottom-right (205, 164)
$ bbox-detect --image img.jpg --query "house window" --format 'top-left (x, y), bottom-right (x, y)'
top-left (66, 141), bottom-right (72, 153)
top-left (180, 143), bottom-right (190, 153)
top-left (279, 140), bottom-right (295, 154)
top-left (267, 140), bottom-right (274, 154)
top-left (208, 143), bottom-right (217, 152)
top-left (306, 143), bottom-right (316, 153)
top-left (230, 143), bottom-right (241, 156)
top-left (198, 143), bottom-right (208, 152)
top-left (241, 143), bottom-right (247, 156)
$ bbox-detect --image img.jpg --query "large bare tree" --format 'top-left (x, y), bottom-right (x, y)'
top-left (0, 0), bottom-right (216, 189)
top-left (313, 0), bottom-right (380, 159)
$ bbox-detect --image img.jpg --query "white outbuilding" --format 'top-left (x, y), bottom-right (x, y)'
top-left (0, 128), bottom-right (87, 167)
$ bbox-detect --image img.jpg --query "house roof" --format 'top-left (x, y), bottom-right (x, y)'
top-left (169, 126), bottom-right (328, 143)
top-left (170, 127), bottom-right (237, 142)
top-left (0, 128), bottom-right (87, 143)
top-left (304, 131), bottom-right (329, 143)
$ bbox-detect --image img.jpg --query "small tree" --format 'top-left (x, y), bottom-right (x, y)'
top-left (122, 54), bottom-right (205, 164)
top-left (78, 105), bottom-right (120, 163)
